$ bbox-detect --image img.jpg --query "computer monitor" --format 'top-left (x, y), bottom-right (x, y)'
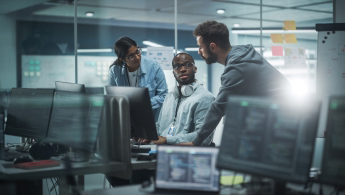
top-left (55, 81), bottom-right (86, 93)
top-left (85, 87), bottom-right (104, 95)
top-left (155, 145), bottom-right (220, 193)
top-left (321, 95), bottom-right (345, 187)
top-left (46, 91), bottom-right (104, 151)
top-left (5, 88), bottom-right (55, 139)
top-left (105, 86), bottom-right (158, 140)
top-left (217, 96), bottom-right (320, 194)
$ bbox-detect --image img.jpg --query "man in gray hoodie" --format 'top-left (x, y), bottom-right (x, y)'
top-left (181, 20), bottom-right (291, 146)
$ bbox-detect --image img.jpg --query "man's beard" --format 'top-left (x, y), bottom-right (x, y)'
top-left (202, 47), bottom-right (218, 65)
top-left (174, 72), bottom-right (195, 85)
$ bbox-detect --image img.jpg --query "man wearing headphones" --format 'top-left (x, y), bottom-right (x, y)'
top-left (151, 53), bottom-right (215, 146)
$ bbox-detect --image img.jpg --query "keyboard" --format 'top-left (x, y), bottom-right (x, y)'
top-left (0, 151), bottom-right (24, 161)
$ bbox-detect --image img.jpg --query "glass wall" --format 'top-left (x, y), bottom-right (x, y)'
top-left (0, 0), bottom-right (333, 93)
top-left (0, 0), bottom-right (334, 191)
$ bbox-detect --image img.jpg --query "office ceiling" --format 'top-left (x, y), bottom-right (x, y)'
top-left (1, 0), bottom-right (332, 30)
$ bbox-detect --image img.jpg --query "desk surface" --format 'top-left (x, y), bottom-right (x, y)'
top-left (0, 157), bottom-right (127, 181)
top-left (0, 156), bottom-right (155, 181)
top-left (81, 184), bottom-right (245, 195)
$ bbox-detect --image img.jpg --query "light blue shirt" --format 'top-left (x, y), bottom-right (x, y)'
top-left (156, 82), bottom-right (215, 145)
top-left (108, 56), bottom-right (168, 121)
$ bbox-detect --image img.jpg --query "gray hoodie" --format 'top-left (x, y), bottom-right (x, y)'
top-left (193, 44), bottom-right (290, 146)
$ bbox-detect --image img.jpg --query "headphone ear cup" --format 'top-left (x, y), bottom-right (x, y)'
top-left (180, 85), bottom-right (194, 97)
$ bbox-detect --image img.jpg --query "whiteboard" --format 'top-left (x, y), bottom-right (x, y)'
top-left (316, 25), bottom-right (345, 98)
top-left (21, 55), bottom-right (114, 88)
top-left (315, 23), bottom-right (345, 137)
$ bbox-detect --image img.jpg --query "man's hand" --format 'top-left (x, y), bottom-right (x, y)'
top-left (152, 136), bottom-right (167, 145)
top-left (175, 142), bottom-right (195, 146)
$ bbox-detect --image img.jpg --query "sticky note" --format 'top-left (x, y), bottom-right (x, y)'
top-left (285, 48), bottom-right (291, 56)
top-left (271, 34), bottom-right (284, 43)
top-left (298, 48), bottom-right (305, 55)
top-left (220, 175), bottom-right (244, 186)
top-left (284, 34), bottom-right (297, 43)
top-left (272, 46), bottom-right (284, 56)
top-left (284, 20), bottom-right (296, 30)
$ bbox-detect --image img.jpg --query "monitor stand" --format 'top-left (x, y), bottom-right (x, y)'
top-left (64, 147), bottom-right (90, 162)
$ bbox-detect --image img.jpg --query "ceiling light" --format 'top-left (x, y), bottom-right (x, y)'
top-left (233, 23), bottom-right (240, 28)
top-left (77, 48), bottom-right (112, 53)
top-left (231, 29), bottom-right (316, 34)
top-left (185, 47), bottom-right (199, 52)
top-left (142, 40), bottom-right (163, 47)
top-left (85, 12), bottom-right (94, 17)
top-left (216, 9), bottom-right (225, 14)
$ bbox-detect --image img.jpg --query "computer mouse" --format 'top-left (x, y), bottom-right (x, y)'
top-left (13, 156), bottom-right (33, 164)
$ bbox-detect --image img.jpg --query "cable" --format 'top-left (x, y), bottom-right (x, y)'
top-left (49, 178), bottom-right (57, 195)
top-left (231, 172), bottom-right (237, 187)
top-left (45, 179), bottom-right (51, 195)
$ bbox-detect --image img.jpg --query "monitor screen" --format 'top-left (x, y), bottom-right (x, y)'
top-left (46, 91), bottom-right (104, 151)
top-left (321, 95), bottom-right (345, 187)
top-left (155, 145), bottom-right (220, 192)
top-left (217, 96), bottom-right (320, 185)
top-left (5, 88), bottom-right (55, 139)
top-left (55, 81), bottom-right (86, 93)
top-left (105, 86), bottom-right (158, 140)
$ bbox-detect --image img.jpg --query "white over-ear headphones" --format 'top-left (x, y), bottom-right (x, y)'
top-left (173, 83), bottom-right (198, 97)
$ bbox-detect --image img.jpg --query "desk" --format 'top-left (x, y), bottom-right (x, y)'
top-left (81, 184), bottom-right (245, 195)
top-left (0, 157), bottom-right (127, 195)
top-left (131, 157), bottom-right (155, 170)
top-left (0, 157), bottom-right (127, 181)
top-left (0, 155), bottom-right (156, 194)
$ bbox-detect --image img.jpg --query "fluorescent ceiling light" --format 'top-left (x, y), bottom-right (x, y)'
top-left (216, 9), bottom-right (225, 14)
top-left (142, 40), bottom-right (163, 47)
top-left (77, 48), bottom-right (112, 53)
top-left (233, 23), bottom-right (240, 28)
top-left (185, 47), bottom-right (199, 52)
top-left (85, 12), bottom-right (94, 17)
top-left (232, 29), bottom-right (316, 34)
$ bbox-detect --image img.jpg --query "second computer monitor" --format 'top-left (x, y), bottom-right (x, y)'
top-left (55, 81), bottom-right (86, 93)
top-left (5, 88), bottom-right (55, 139)
top-left (105, 86), bottom-right (158, 140)
top-left (46, 91), bottom-right (104, 151)
top-left (321, 95), bottom-right (345, 188)
top-left (217, 96), bottom-right (320, 193)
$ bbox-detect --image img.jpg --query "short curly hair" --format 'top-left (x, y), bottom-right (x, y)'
top-left (193, 20), bottom-right (231, 50)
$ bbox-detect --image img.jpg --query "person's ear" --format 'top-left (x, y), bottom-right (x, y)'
top-left (194, 66), bottom-right (197, 73)
top-left (210, 42), bottom-right (216, 52)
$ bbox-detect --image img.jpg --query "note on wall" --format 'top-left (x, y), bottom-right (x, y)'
top-left (147, 47), bottom-right (174, 70)
top-left (271, 46), bottom-right (284, 56)
top-left (284, 20), bottom-right (296, 30)
top-left (271, 34), bottom-right (284, 43)
top-left (284, 34), bottom-right (297, 43)
top-left (284, 47), bottom-right (306, 67)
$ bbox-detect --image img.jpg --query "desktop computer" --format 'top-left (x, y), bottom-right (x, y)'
top-left (98, 95), bottom-right (132, 179)
top-left (217, 96), bottom-right (320, 195)
top-left (46, 91), bottom-right (104, 156)
top-left (55, 81), bottom-right (86, 93)
top-left (5, 88), bottom-right (55, 140)
top-left (105, 86), bottom-right (158, 141)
